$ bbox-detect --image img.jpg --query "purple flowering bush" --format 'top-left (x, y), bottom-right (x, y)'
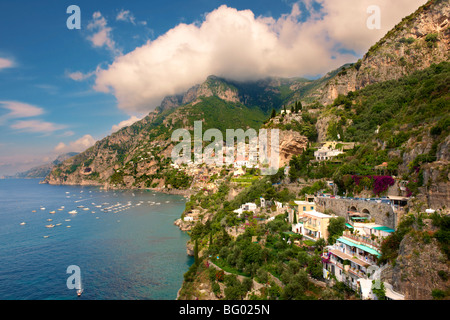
top-left (351, 175), bottom-right (395, 196)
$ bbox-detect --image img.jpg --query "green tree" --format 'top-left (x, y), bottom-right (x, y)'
top-left (307, 254), bottom-right (323, 279)
top-left (270, 109), bottom-right (276, 118)
top-left (327, 217), bottom-right (346, 244)
top-left (372, 280), bottom-right (386, 300)
top-left (315, 238), bottom-right (326, 251)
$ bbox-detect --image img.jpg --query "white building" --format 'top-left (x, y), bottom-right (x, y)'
top-left (242, 202), bottom-right (257, 212)
top-left (314, 141), bottom-right (354, 161)
top-left (321, 226), bottom-right (394, 293)
top-left (314, 148), bottom-right (343, 161)
top-left (234, 202), bottom-right (257, 218)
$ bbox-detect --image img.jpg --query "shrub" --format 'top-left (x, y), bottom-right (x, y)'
top-left (425, 33), bottom-right (438, 48)
top-left (215, 270), bottom-right (225, 282)
top-left (438, 270), bottom-right (448, 282)
top-left (212, 282), bottom-right (221, 296)
top-left (432, 289), bottom-right (446, 300)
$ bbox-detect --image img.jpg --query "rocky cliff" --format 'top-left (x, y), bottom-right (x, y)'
top-left (159, 75), bottom-right (241, 112)
top-left (313, 0), bottom-right (450, 106)
top-left (382, 218), bottom-right (450, 300)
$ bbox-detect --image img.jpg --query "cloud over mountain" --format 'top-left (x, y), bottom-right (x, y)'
top-left (93, 0), bottom-right (428, 114)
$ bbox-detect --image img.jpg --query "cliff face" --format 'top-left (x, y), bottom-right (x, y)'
top-left (382, 219), bottom-right (450, 300)
top-left (44, 111), bottom-right (167, 188)
top-left (278, 130), bottom-right (309, 167)
top-left (315, 0), bottom-right (450, 105)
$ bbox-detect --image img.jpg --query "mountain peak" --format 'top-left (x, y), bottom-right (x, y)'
top-left (158, 75), bottom-right (240, 113)
top-left (315, 0), bottom-right (449, 105)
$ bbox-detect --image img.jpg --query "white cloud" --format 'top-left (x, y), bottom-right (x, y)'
top-left (10, 120), bottom-right (67, 133)
top-left (93, 1), bottom-right (427, 114)
top-left (66, 70), bottom-right (95, 81)
top-left (0, 57), bottom-right (14, 70)
top-left (87, 11), bottom-right (120, 55)
top-left (0, 101), bottom-right (68, 135)
top-left (111, 115), bottom-right (142, 132)
top-left (116, 9), bottom-right (136, 25)
top-left (61, 130), bottom-right (75, 137)
top-left (0, 101), bottom-right (44, 124)
top-left (54, 134), bottom-right (96, 153)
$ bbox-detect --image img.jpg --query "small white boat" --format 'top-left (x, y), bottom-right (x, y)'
top-left (20, 222), bottom-right (26, 225)
top-left (83, 208), bottom-right (89, 211)
top-left (69, 210), bottom-right (77, 214)
top-left (66, 225), bottom-right (71, 228)
top-left (45, 224), bottom-right (55, 228)
top-left (76, 282), bottom-right (83, 297)
top-left (65, 219), bottom-right (71, 222)
top-left (43, 235), bottom-right (49, 238)
top-left (77, 205), bottom-right (84, 208)
top-left (49, 211), bottom-right (56, 214)
top-left (47, 219), bottom-right (53, 222)
top-left (40, 207), bottom-right (46, 210)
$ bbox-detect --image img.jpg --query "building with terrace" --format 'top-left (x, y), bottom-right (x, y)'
top-left (302, 210), bottom-right (335, 241)
top-left (322, 223), bottom-right (394, 293)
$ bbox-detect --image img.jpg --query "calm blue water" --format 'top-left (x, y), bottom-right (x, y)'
top-left (0, 179), bottom-right (193, 300)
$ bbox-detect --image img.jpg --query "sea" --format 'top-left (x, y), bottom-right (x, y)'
top-left (0, 178), bottom-right (193, 300)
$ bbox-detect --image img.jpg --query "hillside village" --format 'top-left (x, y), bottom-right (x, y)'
top-left (174, 123), bottom-right (447, 300)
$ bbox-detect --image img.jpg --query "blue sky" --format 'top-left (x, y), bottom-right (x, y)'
top-left (0, 0), bottom-right (427, 175)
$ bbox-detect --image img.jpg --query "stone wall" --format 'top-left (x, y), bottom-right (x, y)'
top-left (315, 197), bottom-right (398, 229)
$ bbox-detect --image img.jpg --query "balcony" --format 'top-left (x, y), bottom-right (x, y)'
top-left (348, 266), bottom-right (367, 278)
top-left (304, 222), bottom-right (318, 231)
top-left (342, 231), bottom-right (381, 250)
